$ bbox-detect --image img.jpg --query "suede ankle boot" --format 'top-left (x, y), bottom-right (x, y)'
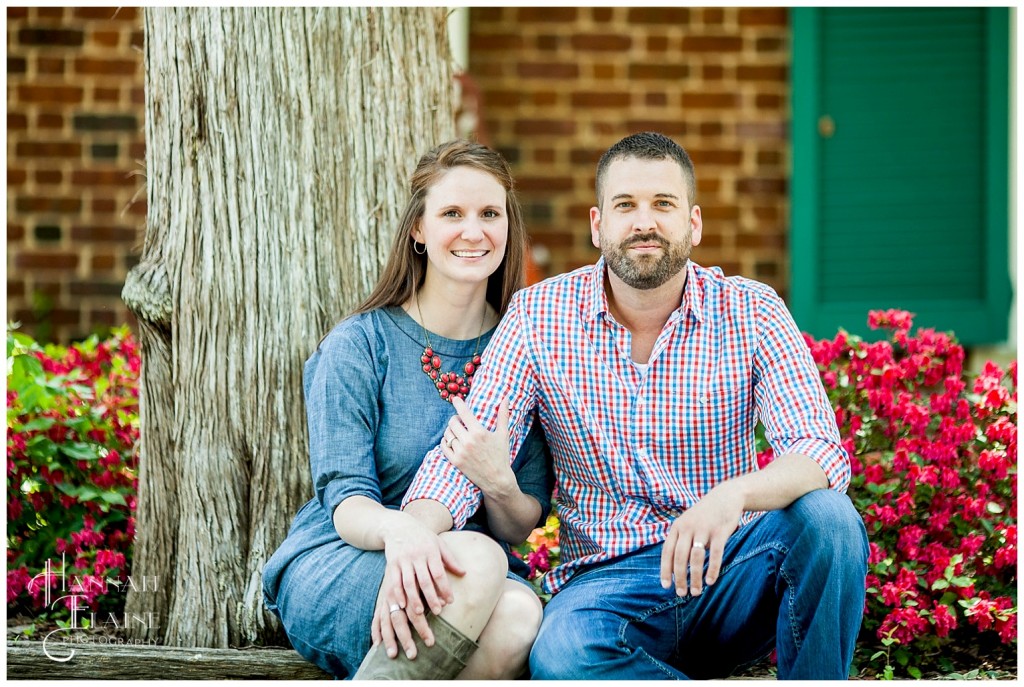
top-left (353, 613), bottom-right (478, 680)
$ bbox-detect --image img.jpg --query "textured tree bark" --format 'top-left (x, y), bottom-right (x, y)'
top-left (122, 7), bottom-right (454, 648)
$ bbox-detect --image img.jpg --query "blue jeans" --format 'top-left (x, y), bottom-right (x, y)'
top-left (529, 489), bottom-right (868, 680)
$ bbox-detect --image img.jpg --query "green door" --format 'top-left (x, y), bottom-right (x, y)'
top-left (791, 8), bottom-right (1011, 344)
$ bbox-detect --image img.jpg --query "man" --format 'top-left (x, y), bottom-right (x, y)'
top-left (402, 132), bottom-right (868, 679)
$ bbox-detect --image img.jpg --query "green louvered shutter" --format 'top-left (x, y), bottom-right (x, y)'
top-left (791, 8), bottom-right (1011, 344)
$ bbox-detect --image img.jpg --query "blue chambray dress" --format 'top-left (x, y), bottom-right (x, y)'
top-left (262, 306), bottom-right (552, 678)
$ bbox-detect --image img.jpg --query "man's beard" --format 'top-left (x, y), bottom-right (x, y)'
top-left (601, 231), bottom-right (691, 290)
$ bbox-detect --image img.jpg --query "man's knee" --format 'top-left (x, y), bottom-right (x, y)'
top-left (789, 489), bottom-right (868, 565)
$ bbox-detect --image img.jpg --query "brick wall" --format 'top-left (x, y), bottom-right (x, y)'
top-left (467, 7), bottom-right (792, 296)
top-left (6, 6), bottom-right (145, 342)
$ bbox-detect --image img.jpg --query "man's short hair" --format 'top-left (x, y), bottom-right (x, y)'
top-left (595, 131), bottom-right (697, 208)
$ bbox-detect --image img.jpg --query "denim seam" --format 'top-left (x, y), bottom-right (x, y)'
top-left (779, 557), bottom-right (801, 657)
top-left (616, 616), bottom-right (682, 679)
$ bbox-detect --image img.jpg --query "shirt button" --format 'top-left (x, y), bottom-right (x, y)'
top-left (636, 448), bottom-right (650, 460)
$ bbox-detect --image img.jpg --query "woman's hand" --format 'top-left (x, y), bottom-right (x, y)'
top-left (442, 397), bottom-right (516, 496)
top-left (373, 521), bottom-right (466, 658)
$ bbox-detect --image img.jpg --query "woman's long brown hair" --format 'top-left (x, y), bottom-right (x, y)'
top-left (353, 139), bottom-right (526, 318)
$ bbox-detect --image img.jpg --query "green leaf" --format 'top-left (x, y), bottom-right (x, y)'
top-left (25, 435), bottom-right (57, 460)
top-left (932, 578), bottom-right (950, 590)
top-left (871, 650), bottom-right (888, 661)
top-left (908, 667), bottom-right (922, 679)
top-left (59, 442), bottom-right (100, 460)
top-left (17, 416), bottom-right (56, 432)
top-left (99, 491), bottom-right (127, 507)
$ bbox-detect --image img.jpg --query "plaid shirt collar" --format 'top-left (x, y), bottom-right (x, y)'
top-left (584, 256), bottom-right (707, 326)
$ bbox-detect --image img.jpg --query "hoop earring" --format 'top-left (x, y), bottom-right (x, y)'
top-left (413, 241), bottom-right (426, 255)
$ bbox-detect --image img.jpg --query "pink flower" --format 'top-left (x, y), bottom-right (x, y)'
top-left (931, 603), bottom-right (958, 638)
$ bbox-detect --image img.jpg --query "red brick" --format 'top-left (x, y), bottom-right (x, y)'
top-left (129, 30), bottom-right (144, 49)
top-left (15, 196), bottom-right (82, 213)
top-left (627, 8), bottom-right (691, 24)
top-left (92, 198), bottom-right (117, 213)
top-left (738, 8), bottom-right (788, 27)
top-left (699, 122), bottom-right (724, 136)
top-left (737, 65), bottom-right (787, 81)
top-left (756, 150), bottom-right (783, 166)
top-left (697, 178), bottom-right (721, 194)
top-left (471, 7), bottom-right (506, 23)
top-left (131, 87), bottom-right (145, 105)
top-left (70, 280), bottom-right (125, 297)
top-left (702, 205), bottom-right (740, 221)
top-left (8, 168), bottom-right (27, 185)
top-left (95, 87), bottom-right (121, 103)
top-left (125, 199), bottom-right (147, 217)
top-left (571, 92), bottom-right (629, 108)
top-left (592, 7), bottom-right (613, 23)
top-left (517, 7), bottom-right (577, 22)
top-left (570, 148), bottom-right (603, 165)
top-left (92, 30), bottom-right (121, 47)
top-left (736, 176), bottom-right (786, 195)
top-left (8, 56), bottom-right (27, 74)
top-left (16, 140), bottom-right (81, 158)
top-left (484, 90), bottom-right (524, 108)
top-left (628, 63), bottom-right (690, 80)
top-left (517, 62), bottom-right (579, 79)
top-left (752, 206), bottom-right (781, 221)
top-left (646, 93), bottom-right (668, 107)
top-left (647, 36), bottom-right (669, 53)
top-left (7, 7), bottom-right (28, 19)
top-left (91, 254), bottom-right (116, 270)
top-left (71, 170), bottom-right (136, 188)
top-left (592, 63), bottom-right (616, 80)
top-left (756, 93), bottom-right (783, 109)
top-left (534, 148), bottom-right (555, 164)
top-left (681, 93), bottom-right (738, 109)
top-left (516, 176), bottom-right (574, 192)
top-left (469, 33), bottom-right (524, 51)
top-left (703, 65), bottom-right (725, 81)
top-left (89, 309), bottom-right (118, 327)
top-left (74, 58), bottom-right (138, 76)
top-left (8, 112), bottom-right (27, 130)
top-left (36, 56), bottom-right (65, 75)
top-left (624, 120), bottom-right (688, 136)
top-left (129, 142), bottom-right (146, 158)
top-left (702, 8), bottom-right (725, 25)
top-left (514, 119), bottom-right (576, 136)
top-left (570, 34), bottom-right (631, 52)
top-left (736, 121), bottom-right (785, 139)
top-left (689, 148), bottom-right (742, 166)
top-left (7, 280), bottom-right (25, 298)
top-left (536, 35), bottom-right (560, 52)
top-left (756, 37), bottom-right (785, 53)
top-left (34, 170), bottom-right (63, 184)
top-left (682, 36), bottom-right (742, 53)
top-left (35, 7), bottom-right (65, 20)
top-left (17, 85), bottom-right (84, 104)
top-left (37, 113), bottom-right (64, 129)
top-left (7, 224), bottom-right (25, 241)
top-left (531, 91), bottom-right (558, 107)
top-left (737, 232), bottom-right (785, 249)
top-left (15, 251), bottom-right (79, 270)
top-left (71, 225), bottom-right (137, 242)
top-left (73, 7), bottom-right (138, 20)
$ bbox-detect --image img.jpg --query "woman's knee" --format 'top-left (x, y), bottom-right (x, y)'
top-left (438, 531), bottom-right (508, 603)
top-left (492, 582), bottom-right (543, 644)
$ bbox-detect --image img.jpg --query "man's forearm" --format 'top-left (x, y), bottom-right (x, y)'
top-left (403, 498), bottom-right (456, 534)
top-left (720, 452), bottom-right (830, 513)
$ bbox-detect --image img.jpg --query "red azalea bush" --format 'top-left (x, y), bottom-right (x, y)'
top-left (6, 325), bottom-right (140, 618)
top-left (517, 310), bottom-right (1016, 677)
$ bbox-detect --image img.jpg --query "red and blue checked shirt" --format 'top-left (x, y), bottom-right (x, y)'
top-left (404, 259), bottom-right (850, 594)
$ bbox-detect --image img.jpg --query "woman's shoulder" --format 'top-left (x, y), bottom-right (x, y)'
top-left (311, 308), bottom-right (397, 364)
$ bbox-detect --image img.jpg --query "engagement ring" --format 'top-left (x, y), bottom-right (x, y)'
top-left (692, 541), bottom-right (705, 549)
top-left (389, 604), bottom-right (401, 614)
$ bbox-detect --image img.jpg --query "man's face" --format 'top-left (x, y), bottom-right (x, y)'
top-left (590, 156), bottom-right (702, 290)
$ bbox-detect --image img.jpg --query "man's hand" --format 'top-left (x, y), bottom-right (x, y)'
top-left (659, 481), bottom-right (744, 597)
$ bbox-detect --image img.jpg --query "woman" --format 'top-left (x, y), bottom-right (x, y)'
top-left (262, 140), bottom-right (550, 680)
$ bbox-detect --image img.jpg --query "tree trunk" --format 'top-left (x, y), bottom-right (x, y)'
top-left (122, 7), bottom-right (454, 648)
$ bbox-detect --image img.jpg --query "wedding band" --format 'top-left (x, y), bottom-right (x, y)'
top-left (388, 604), bottom-right (401, 614)
top-left (692, 541), bottom-right (705, 549)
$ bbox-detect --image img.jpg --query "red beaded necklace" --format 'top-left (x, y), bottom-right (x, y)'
top-left (415, 298), bottom-right (485, 403)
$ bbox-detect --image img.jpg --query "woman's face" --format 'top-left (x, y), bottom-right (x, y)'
top-left (412, 166), bottom-right (508, 289)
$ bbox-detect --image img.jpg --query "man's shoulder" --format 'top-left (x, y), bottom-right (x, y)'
top-left (693, 263), bottom-right (781, 304)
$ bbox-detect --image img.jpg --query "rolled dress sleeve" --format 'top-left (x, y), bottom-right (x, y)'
top-left (403, 295), bottom-right (539, 528)
top-left (305, 321), bottom-right (384, 516)
top-left (752, 291), bottom-right (850, 492)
